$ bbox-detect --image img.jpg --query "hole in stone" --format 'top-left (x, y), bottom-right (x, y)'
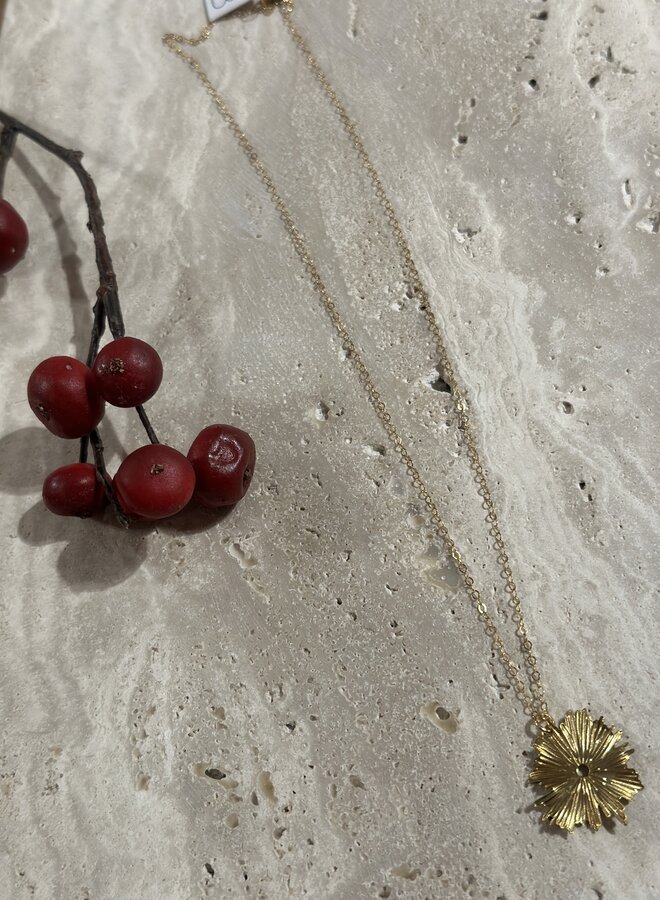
top-left (527, 78), bottom-right (539, 91)
top-left (430, 371), bottom-right (452, 393)
top-left (588, 74), bottom-right (600, 88)
top-left (435, 706), bottom-right (451, 720)
top-left (561, 401), bottom-right (574, 414)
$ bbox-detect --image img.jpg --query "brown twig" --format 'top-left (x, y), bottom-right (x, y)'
top-left (90, 429), bottom-right (130, 528)
top-left (0, 110), bottom-right (124, 338)
top-left (136, 405), bottom-right (159, 444)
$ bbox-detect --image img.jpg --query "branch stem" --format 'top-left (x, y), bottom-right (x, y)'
top-left (136, 405), bottom-right (159, 444)
top-left (0, 110), bottom-right (124, 338)
top-left (90, 429), bottom-right (130, 528)
top-left (79, 434), bottom-right (90, 465)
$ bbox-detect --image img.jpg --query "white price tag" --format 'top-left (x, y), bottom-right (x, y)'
top-left (204, 0), bottom-right (252, 22)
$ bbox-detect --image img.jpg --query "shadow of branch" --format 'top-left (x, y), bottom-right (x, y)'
top-left (12, 146), bottom-right (92, 359)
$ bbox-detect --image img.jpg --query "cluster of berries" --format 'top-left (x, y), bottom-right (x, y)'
top-left (27, 339), bottom-right (256, 521)
top-left (2, 197), bottom-right (255, 523)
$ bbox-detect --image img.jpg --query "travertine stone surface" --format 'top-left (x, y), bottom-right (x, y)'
top-left (0, 2), bottom-right (658, 898)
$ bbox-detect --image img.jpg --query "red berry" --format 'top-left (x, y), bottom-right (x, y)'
top-left (187, 424), bottom-right (256, 508)
top-left (92, 336), bottom-right (163, 407)
top-left (114, 444), bottom-right (195, 520)
top-left (28, 356), bottom-right (105, 439)
top-left (0, 199), bottom-right (29, 275)
top-left (42, 463), bottom-right (106, 518)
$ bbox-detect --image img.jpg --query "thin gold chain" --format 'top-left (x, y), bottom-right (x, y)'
top-left (163, 0), bottom-right (550, 727)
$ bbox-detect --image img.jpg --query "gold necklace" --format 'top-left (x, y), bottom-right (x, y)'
top-left (163, 0), bottom-right (642, 833)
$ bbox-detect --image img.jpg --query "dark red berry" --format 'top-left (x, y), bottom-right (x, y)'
top-left (187, 424), bottom-right (256, 508)
top-left (114, 444), bottom-right (195, 520)
top-left (27, 356), bottom-right (105, 439)
top-left (92, 337), bottom-right (163, 407)
top-left (0, 199), bottom-right (29, 275)
top-left (42, 463), bottom-right (107, 518)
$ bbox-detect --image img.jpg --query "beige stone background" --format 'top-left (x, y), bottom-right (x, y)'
top-left (0, 1), bottom-right (658, 898)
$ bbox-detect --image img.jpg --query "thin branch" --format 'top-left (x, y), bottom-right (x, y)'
top-left (90, 429), bottom-right (130, 528)
top-left (136, 405), bottom-right (159, 444)
top-left (0, 110), bottom-right (124, 338)
top-left (79, 434), bottom-right (90, 465)
top-left (85, 298), bottom-right (107, 368)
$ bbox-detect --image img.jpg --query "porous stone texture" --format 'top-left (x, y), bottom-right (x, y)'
top-left (0, 1), bottom-right (658, 898)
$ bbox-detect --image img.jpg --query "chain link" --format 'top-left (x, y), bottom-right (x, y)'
top-left (163, 1), bottom-right (550, 727)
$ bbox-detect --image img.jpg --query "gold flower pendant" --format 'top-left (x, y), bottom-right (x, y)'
top-left (529, 708), bottom-right (643, 832)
